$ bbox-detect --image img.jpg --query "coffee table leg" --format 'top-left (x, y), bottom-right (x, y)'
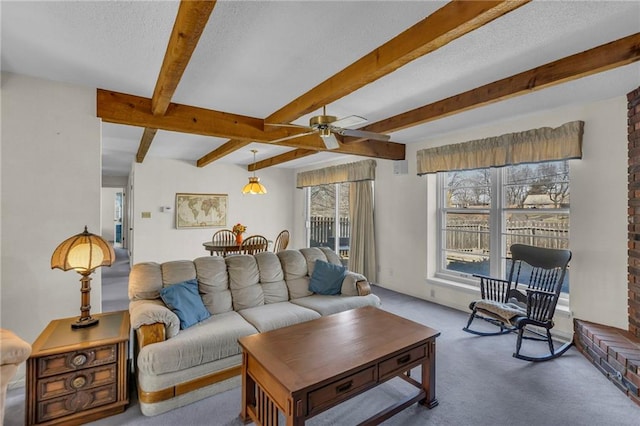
top-left (240, 352), bottom-right (255, 423)
top-left (420, 340), bottom-right (438, 408)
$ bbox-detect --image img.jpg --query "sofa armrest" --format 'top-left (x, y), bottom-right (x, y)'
top-left (356, 280), bottom-right (372, 296)
top-left (129, 299), bottom-right (180, 340)
top-left (341, 271), bottom-right (370, 296)
top-left (136, 323), bottom-right (166, 352)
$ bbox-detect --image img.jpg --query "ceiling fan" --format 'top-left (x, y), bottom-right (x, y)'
top-left (267, 106), bottom-right (390, 150)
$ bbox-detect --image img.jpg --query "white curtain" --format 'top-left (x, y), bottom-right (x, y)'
top-left (297, 159), bottom-right (377, 281)
top-left (417, 121), bottom-right (584, 174)
top-left (349, 180), bottom-right (376, 281)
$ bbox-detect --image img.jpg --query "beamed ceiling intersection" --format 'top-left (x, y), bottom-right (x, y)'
top-left (95, 0), bottom-right (640, 171)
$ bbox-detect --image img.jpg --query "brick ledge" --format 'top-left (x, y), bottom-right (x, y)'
top-left (574, 319), bottom-right (640, 406)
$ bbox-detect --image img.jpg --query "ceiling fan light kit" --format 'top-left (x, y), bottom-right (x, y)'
top-left (268, 106), bottom-right (390, 150)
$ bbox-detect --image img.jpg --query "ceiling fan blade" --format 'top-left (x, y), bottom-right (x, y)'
top-left (268, 130), bottom-right (317, 144)
top-left (321, 133), bottom-right (340, 150)
top-left (337, 128), bottom-right (391, 141)
top-left (265, 122), bottom-right (309, 130)
top-left (331, 115), bottom-right (367, 128)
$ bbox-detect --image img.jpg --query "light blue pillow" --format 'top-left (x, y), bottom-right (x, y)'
top-left (309, 260), bottom-right (347, 295)
top-left (160, 279), bottom-right (210, 329)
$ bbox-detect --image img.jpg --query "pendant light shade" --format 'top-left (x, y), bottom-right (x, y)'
top-left (242, 150), bottom-right (267, 194)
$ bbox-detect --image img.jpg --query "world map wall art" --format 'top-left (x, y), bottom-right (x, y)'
top-left (175, 193), bottom-right (228, 229)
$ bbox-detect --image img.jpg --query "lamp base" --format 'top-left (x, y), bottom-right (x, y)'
top-left (71, 317), bottom-right (99, 329)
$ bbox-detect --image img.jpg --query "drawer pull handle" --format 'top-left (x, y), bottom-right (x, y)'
top-left (72, 375), bottom-right (87, 389)
top-left (397, 354), bottom-right (411, 365)
top-left (335, 380), bottom-right (353, 393)
top-left (72, 354), bottom-right (87, 367)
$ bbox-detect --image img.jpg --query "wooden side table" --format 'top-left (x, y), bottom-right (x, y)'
top-left (25, 310), bottom-right (130, 425)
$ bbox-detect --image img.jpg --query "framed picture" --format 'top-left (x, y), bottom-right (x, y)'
top-left (175, 193), bottom-right (227, 229)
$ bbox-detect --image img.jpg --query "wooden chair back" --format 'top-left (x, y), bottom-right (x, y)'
top-left (273, 230), bottom-right (290, 252)
top-left (211, 229), bottom-right (236, 256)
top-left (508, 244), bottom-right (571, 324)
top-left (241, 235), bottom-right (269, 255)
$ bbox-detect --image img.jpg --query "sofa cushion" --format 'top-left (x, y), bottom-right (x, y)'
top-left (300, 247), bottom-right (328, 276)
top-left (129, 262), bottom-right (163, 301)
top-left (160, 279), bottom-right (211, 329)
top-left (136, 311), bottom-right (258, 375)
top-left (194, 256), bottom-right (232, 314)
top-left (277, 250), bottom-right (313, 299)
top-left (161, 261), bottom-right (196, 286)
top-left (237, 302), bottom-right (321, 332)
top-left (319, 247), bottom-right (344, 266)
top-left (226, 255), bottom-right (264, 310)
top-left (291, 294), bottom-right (382, 316)
top-left (309, 260), bottom-right (346, 295)
top-left (254, 252), bottom-right (289, 303)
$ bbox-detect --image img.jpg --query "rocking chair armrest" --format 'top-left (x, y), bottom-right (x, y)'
top-left (526, 288), bottom-right (556, 298)
top-left (473, 274), bottom-right (512, 302)
top-left (525, 288), bottom-right (559, 321)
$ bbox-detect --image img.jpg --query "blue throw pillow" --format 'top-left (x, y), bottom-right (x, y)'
top-left (160, 279), bottom-right (210, 329)
top-left (309, 260), bottom-right (347, 295)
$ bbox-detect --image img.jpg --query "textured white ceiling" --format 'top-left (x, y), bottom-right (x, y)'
top-left (2, 1), bottom-right (639, 177)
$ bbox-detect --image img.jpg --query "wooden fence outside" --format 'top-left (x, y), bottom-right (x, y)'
top-left (309, 217), bottom-right (350, 256)
top-left (446, 220), bottom-right (569, 251)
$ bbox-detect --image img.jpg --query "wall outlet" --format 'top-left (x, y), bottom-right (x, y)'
top-left (430, 289), bottom-right (435, 298)
top-left (141, 212), bottom-right (151, 219)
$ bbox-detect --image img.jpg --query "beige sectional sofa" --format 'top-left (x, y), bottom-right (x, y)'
top-left (128, 247), bottom-right (380, 416)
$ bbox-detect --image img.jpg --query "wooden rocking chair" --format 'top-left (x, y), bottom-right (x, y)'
top-left (463, 244), bottom-right (572, 362)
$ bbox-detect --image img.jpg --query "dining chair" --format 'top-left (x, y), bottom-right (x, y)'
top-left (211, 229), bottom-right (236, 256)
top-left (273, 230), bottom-right (290, 252)
top-left (241, 235), bottom-right (269, 255)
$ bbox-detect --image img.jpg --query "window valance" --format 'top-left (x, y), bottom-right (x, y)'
top-left (296, 159), bottom-right (376, 188)
top-left (416, 121), bottom-right (584, 175)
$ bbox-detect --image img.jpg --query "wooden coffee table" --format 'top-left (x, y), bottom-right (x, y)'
top-left (238, 306), bottom-right (440, 425)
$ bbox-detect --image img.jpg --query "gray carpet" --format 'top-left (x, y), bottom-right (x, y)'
top-left (5, 255), bottom-right (639, 425)
top-left (101, 247), bottom-right (131, 313)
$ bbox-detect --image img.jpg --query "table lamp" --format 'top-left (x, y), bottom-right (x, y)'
top-left (51, 226), bottom-right (115, 329)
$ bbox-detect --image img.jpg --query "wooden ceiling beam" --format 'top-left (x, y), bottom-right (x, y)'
top-left (197, 139), bottom-right (252, 167)
top-left (98, 89), bottom-right (286, 140)
top-left (265, 0), bottom-right (530, 126)
top-left (245, 0), bottom-right (528, 170)
top-left (248, 149), bottom-right (318, 171)
top-left (343, 32), bottom-right (640, 143)
top-left (136, 128), bottom-right (158, 162)
top-left (136, 0), bottom-right (216, 163)
top-left (98, 89), bottom-right (406, 160)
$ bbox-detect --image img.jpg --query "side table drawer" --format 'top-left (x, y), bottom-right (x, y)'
top-left (38, 364), bottom-right (116, 400)
top-left (36, 382), bottom-right (117, 423)
top-left (378, 345), bottom-right (426, 379)
top-left (38, 344), bottom-right (117, 378)
top-left (307, 366), bottom-right (376, 414)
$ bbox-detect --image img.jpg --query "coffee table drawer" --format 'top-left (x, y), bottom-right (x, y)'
top-left (308, 366), bottom-right (376, 414)
top-left (379, 345), bottom-right (426, 379)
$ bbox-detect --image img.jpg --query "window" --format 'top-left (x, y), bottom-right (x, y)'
top-left (307, 183), bottom-right (350, 262)
top-left (437, 161), bottom-right (570, 293)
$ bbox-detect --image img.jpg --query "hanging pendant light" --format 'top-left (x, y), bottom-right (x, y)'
top-left (242, 149), bottom-right (267, 194)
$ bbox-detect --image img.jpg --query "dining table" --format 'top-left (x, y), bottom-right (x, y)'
top-left (203, 240), bottom-right (243, 256)
top-left (203, 239), bottom-right (272, 256)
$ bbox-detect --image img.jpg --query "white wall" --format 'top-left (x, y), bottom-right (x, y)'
top-left (295, 96), bottom-right (629, 336)
top-left (1, 73), bottom-right (102, 380)
top-left (130, 158), bottom-right (295, 264)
